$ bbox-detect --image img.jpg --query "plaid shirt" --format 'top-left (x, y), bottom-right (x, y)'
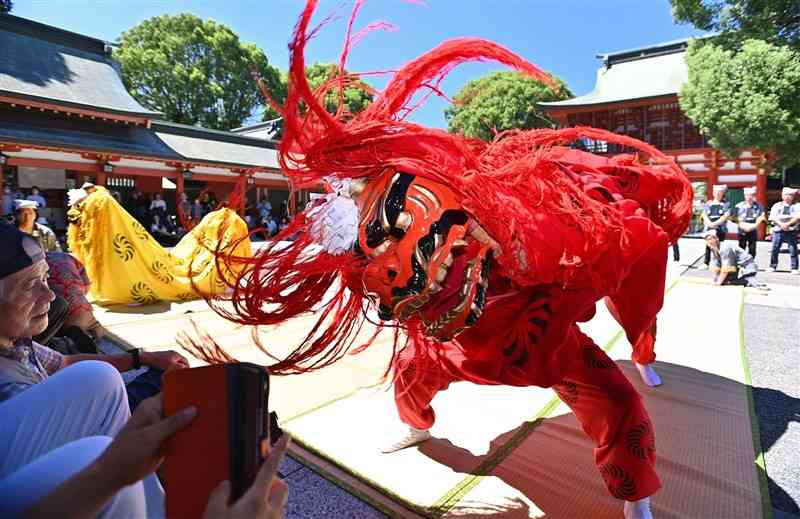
top-left (0, 338), bottom-right (64, 403)
top-left (30, 223), bottom-right (62, 253)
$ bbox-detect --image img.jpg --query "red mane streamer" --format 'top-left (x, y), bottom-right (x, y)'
top-left (204, 0), bottom-right (692, 376)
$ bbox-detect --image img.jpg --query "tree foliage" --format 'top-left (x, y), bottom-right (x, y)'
top-left (670, 0), bottom-right (800, 49)
top-left (115, 13), bottom-right (283, 130)
top-left (0, 0), bottom-right (12, 14)
top-left (444, 71), bottom-right (572, 141)
top-left (306, 63), bottom-right (374, 115)
top-left (679, 39), bottom-right (800, 165)
top-left (262, 62), bottom-right (373, 122)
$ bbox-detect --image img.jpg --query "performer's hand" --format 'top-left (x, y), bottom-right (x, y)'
top-left (203, 433), bottom-right (291, 519)
top-left (93, 394), bottom-right (196, 487)
top-left (144, 350), bottom-right (190, 372)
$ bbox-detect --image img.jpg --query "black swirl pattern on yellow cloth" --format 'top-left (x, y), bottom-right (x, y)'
top-left (175, 292), bottom-right (196, 302)
top-left (130, 281), bottom-right (158, 304)
top-left (113, 234), bottom-right (135, 262)
top-left (151, 260), bottom-right (175, 284)
top-left (132, 221), bottom-right (150, 242)
top-left (191, 258), bottom-right (213, 278)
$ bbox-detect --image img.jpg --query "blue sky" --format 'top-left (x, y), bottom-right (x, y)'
top-left (15, 0), bottom-right (704, 128)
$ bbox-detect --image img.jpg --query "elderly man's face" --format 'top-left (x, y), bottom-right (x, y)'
top-left (0, 259), bottom-right (54, 341)
top-left (17, 208), bottom-right (35, 228)
top-left (714, 190), bottom-right (726, 201)
top-left (745, 193), bottom-right (755, 204)
top-left (783, 193), bottom-right (795, 204)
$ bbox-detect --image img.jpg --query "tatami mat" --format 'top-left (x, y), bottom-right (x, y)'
top-left (453, 282), bottom-right (763, 519)
top-left (279, 281), bottom-right (765, 518)
top-left (95, 301), bottom-right (394, 427)
top-left (281, 298), bottom-right (632, 517)
top-left (93, 250), bottom-right (766, 518)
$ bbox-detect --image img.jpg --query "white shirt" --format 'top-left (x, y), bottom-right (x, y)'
top-left (769, 202), bottom-right (799, 232)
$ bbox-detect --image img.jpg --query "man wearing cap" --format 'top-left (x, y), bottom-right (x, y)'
top-left (768, 187), bottom-right (799, 274)
top-left (704, 230), bottom-right (764, 287)
top-left (0, 223), bottom-right (189, 408)
top-left (732, 187), bottom-right (765, 258)
top-left (702, 184), bottom-right (731, 269)
top-left (14, 199), bottom-right (60, 253)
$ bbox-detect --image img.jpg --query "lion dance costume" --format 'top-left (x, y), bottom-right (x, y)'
top-left (67, 186), bottom-right (251, 305)
top-left (206, 0), bottom-right (692, 505)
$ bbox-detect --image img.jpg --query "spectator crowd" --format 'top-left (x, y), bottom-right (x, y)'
top-left (701, 184), bottom-right (799, 288)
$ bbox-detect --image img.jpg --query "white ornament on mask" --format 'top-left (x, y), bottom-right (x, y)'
top-left (306, 177), bottom-right (360, 256)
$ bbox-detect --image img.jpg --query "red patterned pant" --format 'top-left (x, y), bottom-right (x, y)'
top-left (392, 326), bottom-right (660, 501)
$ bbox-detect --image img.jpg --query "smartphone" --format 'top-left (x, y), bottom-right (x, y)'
top-left (163, 363), bottom-right (270, 519)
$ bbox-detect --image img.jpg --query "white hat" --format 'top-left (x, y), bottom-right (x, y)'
top-left (14, 199), bottom-right (38, 210)
top-left (80, 182), bottom-right (96, 190)
top-left (712, 184), bottom-right (728, 193)
top-left (743, 187), bottom-right (756, 195)
top-left (703, 229), bottom-right (718, 239)
top-left (782, 187), bottom-right (798, 197)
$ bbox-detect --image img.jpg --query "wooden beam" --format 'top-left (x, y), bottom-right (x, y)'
top-left (541, 95), bottom-right (678, 118)
top-left (1, 140), bottom-right (282, 178)
top-left (0, 96), bottom-right (150, 126)
top-left (252, 178), bottom-right (289, 189)
top-left (7, 156), bottom-right (98, 172)
top-left (111, 166), bottom-right (178, 179)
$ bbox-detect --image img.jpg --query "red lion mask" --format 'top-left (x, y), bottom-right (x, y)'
top-left (356, 168), bottom-right (491, 340)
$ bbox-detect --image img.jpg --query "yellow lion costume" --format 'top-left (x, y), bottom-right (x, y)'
top-left (67, 187), bottom-right (251, 305)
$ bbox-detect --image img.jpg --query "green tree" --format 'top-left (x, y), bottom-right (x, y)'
top-left (679, 39), bottom-right (800, 166)
top-left (444, 71), bottom-right (571, 141)
top-left (0, 0), bottom-right (12, 14)
top-left (306, 63), bottom-right (373, 115)
top-left (262, 62), bottom-right (373, 121)
top-left (115, 13), bottom-right (283, 130)
top-left (670, 0), bottom-right (800, 49)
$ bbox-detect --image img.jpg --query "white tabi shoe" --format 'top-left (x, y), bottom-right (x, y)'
top-left (624, 497), bottom-right (654, 519)
top-left (635, 363), bottom-right (662, 387)
top-left (380, 427), bottom-right (432, 453)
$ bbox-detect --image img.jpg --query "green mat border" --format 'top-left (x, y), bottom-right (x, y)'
top-left (429, 328), bottom-right (625, 517)
top-left (282, 276), bottom-right (721, 518)
top-left (281, 327), bottom-right (625, 519)
top-left (738, 289), bottom-right (774, 519)
top-left (430, 275), bottom-right (684, 516)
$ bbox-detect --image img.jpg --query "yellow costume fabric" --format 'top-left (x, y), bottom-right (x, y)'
top-left (67, 187), bottom-right (251, 305)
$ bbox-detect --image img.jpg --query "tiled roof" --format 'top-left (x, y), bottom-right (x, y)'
top-left (0, 15), bottom-right (160, 117)
top-left (540, 38), bottom-right (700, 110)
